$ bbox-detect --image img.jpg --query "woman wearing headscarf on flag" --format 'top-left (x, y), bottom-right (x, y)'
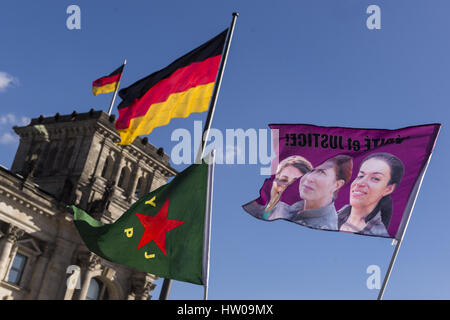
top-left (286, 155), bottom-right (353, 230)
top-left (338, 153), bottom-right (405, 237)
top-left (242, 155), bottom-right (313, 221)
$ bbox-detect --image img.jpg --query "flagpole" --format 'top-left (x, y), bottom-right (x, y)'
top-left (160, 13), bottom-right (238, 299)
top-left (158, 150), bottom-right (217, 301)
top-left (195, 12), bottom-right (239, 163)
top-left (203, 149), bottom-right (216, 300)
top-left (377, 152), bottom-right (434, 300)
top-left (107, 59), bottom-right (127, 116)
top-left (158, 278), bottom-right (172, 300)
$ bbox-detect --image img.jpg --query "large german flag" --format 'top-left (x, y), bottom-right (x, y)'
top-left (92, 64), bottom-right (124, 96)
top-left (115, 29), bottom-right (228, 145)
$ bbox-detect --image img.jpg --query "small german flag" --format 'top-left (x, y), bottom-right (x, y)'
top-left (92, 64), bottom-right (125, 96)
top-left (115, 29), bottom-right (228, 145)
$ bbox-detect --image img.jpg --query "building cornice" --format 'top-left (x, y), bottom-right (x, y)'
top-left (0, 167), bottom-right (63, 221)
top-left (14, 110), bottom-right (178, 177)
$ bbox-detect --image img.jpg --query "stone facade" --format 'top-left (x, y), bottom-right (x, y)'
top-left (0, 110), bottom-right (177, 300)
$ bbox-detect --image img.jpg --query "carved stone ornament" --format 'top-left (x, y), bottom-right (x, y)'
top-left (143, 282), bottom-right (156, 295)
top-left (6, 225), bottom-right (25, 242)
top-left (130, 272), bottom-right (156, 297)
top-left (88, 253), bottom-right (102, 271)
top-left (77, 251), bottom-right (102, 271)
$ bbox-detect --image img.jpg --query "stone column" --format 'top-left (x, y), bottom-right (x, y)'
top-left (90, 136), bottom-right (107, 178)
top-left (112, 154), bottom-right (125, 186)
top-left (78, 253), bottom-right (102, 300)
top-left (151, 169), bottom-right (167, 193)
top-left (140, 282), bottom-right (156, 300)
top-left (129, 272), bottom-right (157, 300)
top-left (26, 243), bottom-right (55, 299)
top-left (0, 226), bottom-right (24, 281)
top-left (128, 164), bottom-right (142, 200)
top-left (141, 171), bottom-right (155, 194)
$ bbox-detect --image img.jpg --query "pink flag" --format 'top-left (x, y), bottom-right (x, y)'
top-left (243, 123), bottom-right (440, 239)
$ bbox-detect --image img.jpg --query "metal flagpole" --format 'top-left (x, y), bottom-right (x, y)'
top-left (203, 149), bottom-right (216, 300)
top-left (159, 12), bottom-right (238, 300)
top-left (377, 152), bottom-right (435, 300)
top-left (195, 12), bottom-right (239, 163)
top-left (159, 150), bottom-right (216, 301)
top-left (158, 278), bottom-right (172, 300)
top-left (107, 59), bottom-right (127, 115)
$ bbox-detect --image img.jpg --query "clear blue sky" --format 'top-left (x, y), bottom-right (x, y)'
top-left (1, 0), bottom-right (449, 299)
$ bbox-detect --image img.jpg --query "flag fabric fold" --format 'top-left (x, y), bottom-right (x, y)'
top-left (115, 29), bottom-right (228, 145)
top-left (71, 161), bottom-right (209, 285)
top-left (92, 64), bottom-right (125, 96)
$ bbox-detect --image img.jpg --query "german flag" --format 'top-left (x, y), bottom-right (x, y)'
top-left (115, 29), bottom-right (228, 145)
top-left (92, 64), bottom-right (124, 96)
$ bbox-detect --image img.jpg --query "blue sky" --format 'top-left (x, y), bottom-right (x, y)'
top-left (1, 0), bottom-right (449, 299)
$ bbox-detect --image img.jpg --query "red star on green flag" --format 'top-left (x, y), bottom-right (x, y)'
top-left (136, 198), bottom-right (184, 254)
top-left (71, 161), bottom-right (209, 285)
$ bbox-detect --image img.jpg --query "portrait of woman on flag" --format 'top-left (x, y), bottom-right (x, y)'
top-left (242, 155), bottom-right (313, 221)
top-left (290, 155), bottom-right (353, 230)
top-left (338, 152), bottom-right (405, 237)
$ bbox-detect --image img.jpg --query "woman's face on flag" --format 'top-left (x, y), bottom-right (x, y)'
top-left (266, 165), bottom-right (303, 212)
top-left (299, 162), bottom-right (339, 205)
top-left (350, 158), bottom-right (395, 211)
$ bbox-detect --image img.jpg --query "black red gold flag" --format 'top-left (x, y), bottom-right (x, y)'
top-left (115, 29), bottom-right (228, 145)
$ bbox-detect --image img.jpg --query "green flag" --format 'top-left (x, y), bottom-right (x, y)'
top-left (71, 161), bottom-right (208, 285)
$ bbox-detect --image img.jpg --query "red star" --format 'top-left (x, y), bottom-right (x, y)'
top-left (136, 198), bottom-right (184, 255)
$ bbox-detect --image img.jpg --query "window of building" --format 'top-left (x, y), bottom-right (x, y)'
top-left (7, 253), bottom-right (27, 285)
top-left (134, 177), bottom-right (145, 198)
top-left (117, 167), bottom-right (130, 190)
top-left (86, 278), bottom-right (99, 300)
top-left (86, 278), bottom-right (109, 300)
top-left (146, 172), bottom-right (155, 193)
top-left (101, 156), bottom-right (113, 179)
